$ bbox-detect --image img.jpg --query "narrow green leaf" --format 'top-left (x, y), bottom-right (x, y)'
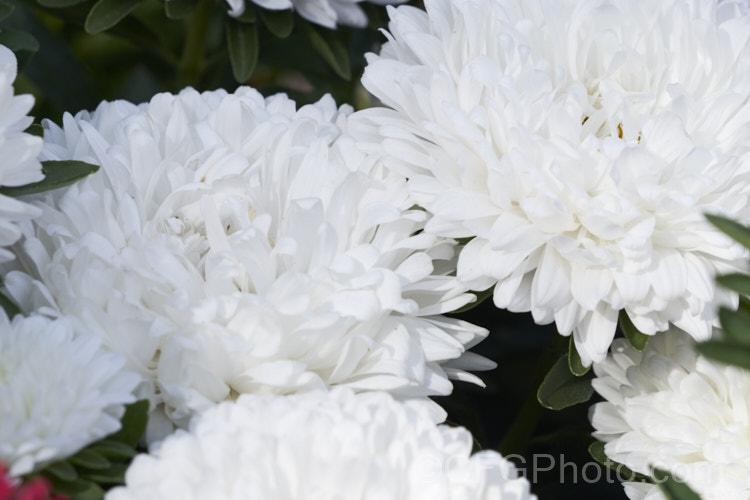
top-left (84, 0), bottom-right (147, 34)
top-left (718, 306), bottom-right (750, 345)
top-left (227, 20), bottom-right (258, 83)
top-left (37, 0), bottom-right (89, 7)
top-left (0, 29), bottom-right (39, 68)
top-left (164, 0), bottom-right (198, 19)
top-left (0, 1), bottom-right (14, 22)
top-left (261, 8), bottom-right (293, 38)
top-left (25, 123), bottom-right (43, 137)
top-left (0, 160), bottom-right (99, 197)
top-left (568, 337), bottom-right (590, 376)
top-left (537, 355), bottom-right (594, 410)
top-left (696, 340), bottom-right (750, 370)
top-left (79, 463), bottom-right (127, 485)
top-left (588, 442), bottom-right (650, 482)
top-left (50, 477), bottom-right (104, 500)
top-left (87, 439), bottom-right (136, 459)
top-left (717, 273), bottom-right (750, 296)
top-left (43, 461), bottom-right (78, 482)
top-left (619, 310), bottom-right (649, 351)
top-left (68, 449), bottom-right (110, 470)
top-left (653, 469), bottom-right (701, 500)
top-left (0, 290), bottom-right (20, 318)
top-left (235, 5), bottom-right (256, 22)
top-left (706, 213), bottom-right (750, 251)
top-left (108, 399), bottom-right (149, 447)
top-left (306, 26), bottom-right (350, 80)
top-left (450, 286), bottom-right (494, 314)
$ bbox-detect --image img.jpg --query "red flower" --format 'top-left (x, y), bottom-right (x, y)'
top-left (0, 464), bottom-right (66, 500)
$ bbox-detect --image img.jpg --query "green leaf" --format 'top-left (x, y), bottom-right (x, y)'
top-left (84, 0), bottom-right (147, 34)
top-left (0, 1), bottom-right (14, 22)
top-left (706, 213), bottom-right (750, 251)
top-left (717, 273), bottom-right (750, 296)
top-left (43, 460), bottom-right (78, 482)
top-left (653, 469), bottom-right (701, 500)
top-left (164, 0), bottom-right (198, 19)
top-left (68, 449), bottom-right (110, 470)
top-left (588, 441), bottom-right (650, 482)
top-left (50, 477), bottom-right (105, 500)
top-left (450, 286), bottom-right (494, 314)
top-left (25, 123), bottom-right (43, 137)
top-left (0, 160), bottom-right (99, 197)
top-left (79, 463), bottom-right (127, 484)
top-left (718, 306), bottom-right (750, 345)
top-left (37, 0), bottom-right (89, 7)
top-left (227, 20), bottom-right (258, 83)
top-left (0, 290), bottom-right (20, 318)
top-left (261, 8), bottom-right (293, 38)
top-left (0, 28), bottom-right (39, 68)
top-left (537, 355), bottom-right (594, 410)
top-left (108, 399), bottom-right (149, 447)
top-left (235, 5), bottom-right (256, 22)
top-left (568, 337), bottom-right (589, 376)
top-left (696, 340), bottom-right (750, 370)
top-left (306, 26), bottom-right (350, 80)
top-left (619, 309), bottom-right (649, 351)
top-left (87, 439), bottom-right (136, 459)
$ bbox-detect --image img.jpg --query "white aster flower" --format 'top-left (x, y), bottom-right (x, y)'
top-left (225, 0), bottom-right (404, 29)
top-left (590, 329), bottom-right (750, 500)
top-left (0, 311), bottom-right (139, 477)
top-left (0, 45), bottom-right (43, 263)
top-left (356, 0), bottom-right (750, 365)
top-left (107, 389), bottom-right (534, 500)
top-left (6, 87), bottom-right (492, 436)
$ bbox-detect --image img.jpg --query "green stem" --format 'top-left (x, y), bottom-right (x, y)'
top-left (178, 0), bottom-right (212, 87)
top-left (497, 332), bottom-right (568, 456)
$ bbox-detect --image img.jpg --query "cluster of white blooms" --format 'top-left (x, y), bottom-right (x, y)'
top-left (107, 389), bottom-right (535, 500)
top-left (6, 87), bottom-right (493, 437)
top-left (0, 45), bottom-right (44, 262)
top-left (225, 0), bottom-right (404, 29)
top-left (590, 329), bottom-right (750, 500)
top-left (0, 311), bottom-right (139, 477)
top-left (355, 0), bottom-right (750, 365)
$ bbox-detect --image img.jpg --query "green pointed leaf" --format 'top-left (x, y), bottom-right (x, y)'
top-left (706, 213), bottom-right (750, 251)
top-left (653, 469), bottom-right (701, 500)
top-left (718, 306), bottom-right (750, 345)
top-left (108, 399), bottom-right (149, 447)
top-left (50, 477), bottom-right (104, 500)
top-left (717, 273), bottom-right (750, 296)
top-left (0, 160), bottom-right (99, 197)
top-left (37, 0), bottom-right (89, 7)
top-left (79, 463), bottom-right (127, 484)
top-left (306, 26), bottom-right (350, 80)
top-left (68, 449), bottom-right (110, 470)
top-left (227, 20), bottom-right (258, 83)
top-left (568, 336), bottom-right (590, 376)
top-left (450, 286), bottom-right (494, 314)
top-left (87, 439), bottom-right (136, 459)
top-left (0, 29), bottom-right (39, 68)
top-left (164, 0), bottom-right (198, 19)
top-left (25, 123), bottom-right (43, 137)
top-left (0, 1), bottom-right (14, 22)
top-left (43, 460), bottom-right (78, 482)
top-left (261, 8), bottom-right (293, 38)
top-left (588, 441), bottom-right (650, 482)
top-left (235, 5), bottom-right (256, 22)
top-left (0, 290), bottom-right (20, 318)
top-left (537, 355), bottom-right (593, 410)
top-left (84, 0), bottom-right (147, 34)
top-left (696, 340), bottom-right (750, 370)
top-left (619, 310), bottom-right (649, 351)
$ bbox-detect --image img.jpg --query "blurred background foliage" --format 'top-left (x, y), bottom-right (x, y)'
top-left (1, 0), bottom-right (634, 497)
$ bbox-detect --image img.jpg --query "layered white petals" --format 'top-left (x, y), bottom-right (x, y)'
top-left (107, 389), bottom-right (535, 500)
top-left (8, 87), bottom-right (492, 436)
top-left (0, 312), bottom-right (139, 477)
top-left (0, 45), bottom-right (43, 262)
top-left (590, 329), bottom-right (750, 500)
top-left (356, 0), bottom-right (750, 364)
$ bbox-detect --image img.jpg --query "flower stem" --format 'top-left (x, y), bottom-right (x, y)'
top-left (179, 0), bottom-right (213, 87)
top-left (497, 331), bottom-right (568, 456)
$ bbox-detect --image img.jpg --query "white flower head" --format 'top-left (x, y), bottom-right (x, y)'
top-left (7, 87), bottom-right (492, 436)
top-left (107, 389), bottom-right (535, 500)
top-left (356, 0), bottom-right (750, 365)
top-left (0, 312), bottom-right (139, 477)
top-left (225, 0), bottom-right (404, 29)
top-left (0, 44), bottom-right (43, 262)
top-left (590, 329), bottom-right (750, 500)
